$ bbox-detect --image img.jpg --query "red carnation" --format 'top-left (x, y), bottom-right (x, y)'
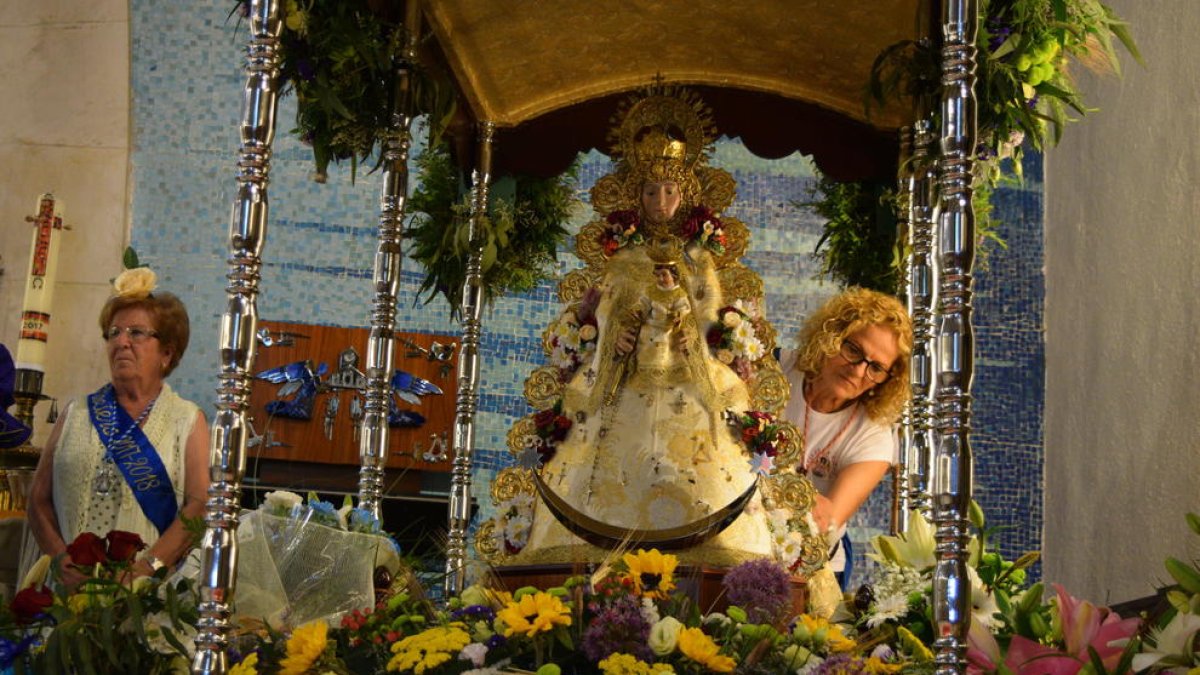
top-left (105, 530), bottom-right (146, 562)
top-left (10, 585), bottom-right (53, 624)
top-left (66, 531), bottom-right (108, 567)
top-left (741, 426), bottom-right (761, 444)
top-left (606, 209), bottom-right (639, 230)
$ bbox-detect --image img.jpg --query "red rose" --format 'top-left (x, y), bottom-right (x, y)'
top-left (606, 209), bottom-right (639, 230)
top-left (66, 531), bottom-right (108, 567)
top-left (533, 407), bottom-right (558, 431)
top-left (679, 215), bottom-right (701, 239)
top-left (105, 530), bottom-right (146, 562)
top-left (706, 326), bottom-right (724, 348)
top-left (10, 585), bottom-right (53, 624)
top-left (603, 238), bottom-right (620, 256)
top-left (741, 426), bottom-right (761, 444)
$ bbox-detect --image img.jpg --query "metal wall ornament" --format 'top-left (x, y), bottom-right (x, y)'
top-left (932, 0), bottom-right (979, 672)
top-left (192, 0), bottom-right (283, 671)
top-left (445, 121), bottom-right (496, 597)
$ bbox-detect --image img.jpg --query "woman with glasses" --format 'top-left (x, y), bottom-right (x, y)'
top-left (779, 287), bottom-right (912, 587)
top-left (27, 267), bottom-right (209, 587)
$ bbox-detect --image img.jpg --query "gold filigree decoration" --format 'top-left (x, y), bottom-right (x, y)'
top-left (750, 358), bottom-right (790, 415)
top-left (590, 174), bottom-right (629, 215)
top-left (574, 222), bottom-right (608, 269)
top-left (772, 421), bottom-right (804, 472)
top-left (474, 519), bottom-right (502, 562)
top-left (697, 166), bottom-right (737, 212)
top-left (714, 215), bottom-right (750, 266)
top-left (754, 317), bottom-right (779, 355)
top-left (761, 472), bottom-right (817, 515)
top-left (491, 466), bottom-right (536, 504)
top-left (609, 87), bottom-right (716, 173)
top-left (558, 268), bottom-right (598, 305)
top-left (523, 367), bottom-right (564, 410)
top-left (718, 264), bottom-right (765, 305)
top-left (506, 415), bottom-right (539, 457)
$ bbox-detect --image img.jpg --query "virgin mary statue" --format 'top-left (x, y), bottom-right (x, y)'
top-left (481, 87), bottom-right (834, 603)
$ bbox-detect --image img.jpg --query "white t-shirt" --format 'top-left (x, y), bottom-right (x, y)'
top-left (779, 349), bottom-right (896, 571)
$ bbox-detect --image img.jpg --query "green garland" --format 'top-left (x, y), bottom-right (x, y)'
top-left (801, 177), bottom-right (903, 296)
top-left (405, 142), bottom-right (579, 318)
top-left (235, 0), bottom-right (456, 181)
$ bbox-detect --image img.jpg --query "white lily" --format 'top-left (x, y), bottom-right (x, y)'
top-left (868, 509), bottom-right (937, 570)
top-left (1131, 611), bottom-right (1200, 672)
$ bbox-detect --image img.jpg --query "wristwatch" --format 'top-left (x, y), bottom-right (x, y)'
top-left (143, 554), bottom-right (166, 573)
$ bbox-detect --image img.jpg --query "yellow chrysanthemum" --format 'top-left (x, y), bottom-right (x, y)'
top-left (677, 627), bottom-right (736, 673)
top-left (621, 549), bottom-right (678, 600)
top-left (279, 620), bottom-right (328, 675)
top-left (598, 652), bottom-right (677, 674)
top-left (865, 656), bottom-right (904, 674)
top-left (496, 592), bottom-right (572, 638)
top-left (387, 622), bottom-right (472, 674)
top-left (228, 652), bottom-right (259, 675)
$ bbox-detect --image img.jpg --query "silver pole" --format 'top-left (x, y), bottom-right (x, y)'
top-left (357, 2), bottom-right (420, 519)
top-left (444, 121), bottom-right (495, 596)
top-left (932, 0), bottom-right (978, 672)
top-left (894, 126), bottom-right (914, 534)
top-left (192, 0), bottom-right (282, 672)
top-left (905, 111), bottom-right (939, 529)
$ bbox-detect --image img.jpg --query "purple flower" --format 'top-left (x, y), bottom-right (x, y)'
top-left (484, 633), bottom-right (508, 650)
top-left (580, 595), bottom-right (652, 663)
top-left (722, 558), bottom-right (793, 624)
top-left (451, 604), bottom-right (496, 622)
top-left (812, 654), bottom-right (868, 675)
top-left (296, 58), bottom-right (317, 81)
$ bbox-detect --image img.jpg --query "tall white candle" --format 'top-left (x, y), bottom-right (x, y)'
top-left (15, 194), bottom-right (66, 373)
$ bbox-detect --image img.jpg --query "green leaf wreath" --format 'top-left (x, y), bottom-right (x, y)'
top-left (405, 141), bottom-right (580, 318)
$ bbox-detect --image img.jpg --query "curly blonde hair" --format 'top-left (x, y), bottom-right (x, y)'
top-left (794, 287), bottom-right (913, 423)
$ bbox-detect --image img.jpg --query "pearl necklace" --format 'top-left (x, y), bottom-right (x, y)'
top-left (93, 395), bottom-right (159, 497)
top-left (800, 381), bottom-right (860, 477)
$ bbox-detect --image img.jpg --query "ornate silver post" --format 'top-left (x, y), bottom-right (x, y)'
top-left (357, 1), bottom-right (420, 520)
top-left (445, 121), bottom-right (495, 596)
top-left (905, 111), bottom-right (939, 531)
top-left (894, 126), bottom-right (914, 534)
top-left (192, 0), bottom-right (282, 672)
top-left (932, 0), bottom-right (978, 672)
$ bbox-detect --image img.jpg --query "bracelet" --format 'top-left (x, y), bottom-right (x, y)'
top-left (143, 554), bottom-right (166, 573)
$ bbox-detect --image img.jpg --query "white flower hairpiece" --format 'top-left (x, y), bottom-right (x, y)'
top-left (112, 267), bottom-right (157, 299)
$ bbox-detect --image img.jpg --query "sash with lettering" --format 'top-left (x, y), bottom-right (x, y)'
top-left (87, 384), bottom-right (177, 534)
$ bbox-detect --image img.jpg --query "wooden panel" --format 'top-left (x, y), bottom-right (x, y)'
top-left (247, 320), bottom-right (458, 472)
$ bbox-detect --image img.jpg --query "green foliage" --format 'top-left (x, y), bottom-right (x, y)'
top-left (236, 0), bottom-right (457, 181)
top-left (800, 176), bottom-right (902, 295)
top-left (405, 141), bottom-right (579, 318)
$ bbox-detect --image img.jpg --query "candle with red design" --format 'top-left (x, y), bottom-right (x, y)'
top-left (15, 194), bottom-right (66, 376)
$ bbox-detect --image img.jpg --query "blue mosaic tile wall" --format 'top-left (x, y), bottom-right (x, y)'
top-left (129, 0), bottom-right (1044, 583)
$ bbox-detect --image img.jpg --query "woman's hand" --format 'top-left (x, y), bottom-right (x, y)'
top-left (58, 554), bottom-right (91, 589)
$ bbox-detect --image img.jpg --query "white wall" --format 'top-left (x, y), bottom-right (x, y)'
top-left (0, 0), bottom-right (128, 444)
top-left (1044, 0), bottom-right (1200, 604)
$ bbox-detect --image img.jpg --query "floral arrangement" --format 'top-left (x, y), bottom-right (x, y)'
top-left (491, 492), bottom-right (536, 556)
top-left (531, 400), bottom-right (574, 465)
top-left (678, 206), bottom-right (728, 256)
top-left (232, 0), bottom-right (456, 182)
top-left (706, 301), bottom-right (767, 382)
top-left (547, 288), bottom-right (603, 380)
top-left (725, 410), bottom-right (789, 476)
top-left (1, 530), bottom-right (200, 674)
top-left (406, 141), bottom-right (579, 318)
top-left (601, 210), bottom-right (646, 256)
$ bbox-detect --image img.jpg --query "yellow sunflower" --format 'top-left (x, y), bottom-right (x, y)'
top-left (621, 549), bottom-right (678, 600)
top-left (496, 591), bottom-right (573, 638)
top-left (677, 627), bottom-right (735, 673)
top-left (228, 652), bottom-right (259, 675)
top-left (279, 620), bottom-right (328, 675)
top-left (795, 613), bottom-right (856, 653)
top-left (387, 623), bottom-right (472, 674)
top-left (598, 652), bottom-right (677, 674)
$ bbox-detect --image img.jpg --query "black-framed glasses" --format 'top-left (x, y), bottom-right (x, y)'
top-left (839, 339), bottom-right (893, 384)
top-left (104, 326), bottom-right (159, 343)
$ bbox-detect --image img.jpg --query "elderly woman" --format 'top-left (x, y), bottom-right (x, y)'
top-left (28, 268), bottom-right (209, 586)
top-left (779, 287), bottom-right (912, 584)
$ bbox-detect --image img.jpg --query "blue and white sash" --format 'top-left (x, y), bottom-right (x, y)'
top-left (87, 384), bottom-right (177, 535)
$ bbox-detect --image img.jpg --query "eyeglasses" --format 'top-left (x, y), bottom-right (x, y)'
top-left (839, 339), bottom-right (893, 384)
top-left (104, 326), bottom-right (159, 343)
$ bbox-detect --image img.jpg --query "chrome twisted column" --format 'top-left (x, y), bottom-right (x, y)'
top-left (192, 0), bottom-right (282, 672)
top-left (932, 0), bottom-right (978, 672)
top-left (904, 113), bottom-right (939, 531)
top-left (358, 3), bottom-right (420, 520)
top-left (445, 122), bottom-right (496, 596)
top-left (894, 126), bottom-right (914, 534)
